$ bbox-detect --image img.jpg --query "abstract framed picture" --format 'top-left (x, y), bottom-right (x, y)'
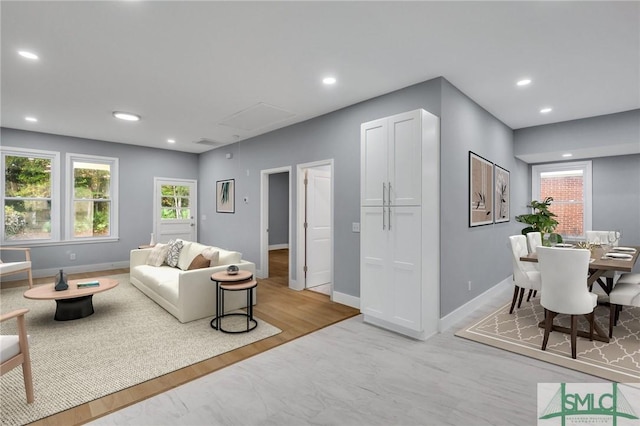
top-left (494, 164), bottom-right (510, 223)
top-left (216, 179), bottom-right (235, 213)
top-left (469, 151), bottom-right (494, 227)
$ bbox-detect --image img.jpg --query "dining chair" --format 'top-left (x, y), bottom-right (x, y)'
top-left (0, 308), bottom-right (34, 403)
top-left (608, 283), bottom-right (640, 338)
top-left (508, 235), bottom-right (541, 314)
top-left (526, 232), bottom-right (543, 254)
top-left (616, 273), bottom-right (640, 286)
top-left (538, 246), bottom-right (597, 359)
top-left (0, 247), bottom-right (34, 288)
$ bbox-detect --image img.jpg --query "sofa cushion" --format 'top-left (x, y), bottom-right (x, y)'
top-left (146, 243), bottom-right (169, 267)
top-left (166, 240), bottom-right (184, 267)
top-left (201, 247), bottom-right (220, 267)
top-left (178, 242), bottom-right (210, 271)
top-left (217, 248), bottom-right (242, 266)
top-left (134, 265), bottom-right (180, 305)
top-left (188, 254), bottom-right (210, 270)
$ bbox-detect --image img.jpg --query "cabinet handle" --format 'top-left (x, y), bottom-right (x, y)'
top-left (388, 182), bottom-right (392, 205)
top-left (388, 207), bottom-right (392, 230)
top-left (382, 207), bottom-right (386, 230)
top-left (382, 182), bottom-right (386, 206)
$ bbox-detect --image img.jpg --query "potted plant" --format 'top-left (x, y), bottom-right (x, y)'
top-left (515, 197), bottom-right (563, 245)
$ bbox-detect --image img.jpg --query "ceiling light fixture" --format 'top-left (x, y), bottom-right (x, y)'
top-left (167, 139), bottom-right (176, 144)
top-left (562, 153), bottom-right (573, 158)
top-left (112, 111), bottom-right (141, 121)
top-left (322, 77), bottom-right (337, 85)
top-left (540, 107), bottom-right (553, 114)
top-left (25, 116), bottom-right (38, 122)
top-left (516, 79), bottom-right (531, 86)
top-left (18, 50), bottom-right (39, 60)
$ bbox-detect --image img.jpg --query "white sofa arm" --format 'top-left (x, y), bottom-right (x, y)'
top-left (130, 249), bottom-right (152, 269)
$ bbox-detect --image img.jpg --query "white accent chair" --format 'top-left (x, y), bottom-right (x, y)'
top-left (0, 308), bottom-right (34, 403)
top-left (508, 235), bottom-right (541, 314)
top-left (526, 232), bottom-right (543, 254)
top-left (616, 273), bottom-right (640, 286)
top-left (585, 231), bottom-right (618, 291)
top-left (608, 283), bottom-right (640, 338)
top-left (0, 247), bottom-right (33, 288)
top-left (538, 246), bottom-right (597, 359)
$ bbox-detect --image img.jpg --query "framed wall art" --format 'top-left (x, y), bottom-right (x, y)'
top-left (216, 179), bottom-right (235, 213)
top-left (494, 164), bottom-right (510, 223)
top-left (469, 151), bottom-right (494, 227)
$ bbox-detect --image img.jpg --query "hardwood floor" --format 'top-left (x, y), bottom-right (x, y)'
top-left (3, 253), bottom-right (359, 426)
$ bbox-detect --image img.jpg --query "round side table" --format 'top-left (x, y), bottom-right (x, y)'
top-left (210, 270), bottom-right (258, 333)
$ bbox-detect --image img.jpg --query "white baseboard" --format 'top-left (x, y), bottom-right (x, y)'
top-left (332, 291), bottom-right (359, 309)
top-left (268, 244), bottom-right (289, 250)
top-left (439, 275), bottom-right (512, 332)
top-left (0, 261), bottom-right (131, 282)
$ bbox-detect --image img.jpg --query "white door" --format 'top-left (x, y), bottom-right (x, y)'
top-left (360, 206), bottom-right (387, 319)
top-left (360, 118), bottom-right (388, 206)
top-left (154, 178), bottom-right (197, 243)
top-left (305, 167), bottom-right (332, 288)
top-left (388, 110), bottom-right (422, 206)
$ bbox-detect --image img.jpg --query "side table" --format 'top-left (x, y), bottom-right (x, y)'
top-left (210, 270), bottom-right (258, 333)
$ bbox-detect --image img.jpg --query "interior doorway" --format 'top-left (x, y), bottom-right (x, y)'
top-left (296, 160), bottom-right (334, 296)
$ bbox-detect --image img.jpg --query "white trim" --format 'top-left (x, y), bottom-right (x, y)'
top-left (0, 260), bottom-right (130, 282)
top-left (259, 166), bottom-right (292, 285)
top-left (332, 290), bottom-right (359, 309)
top-left (438, 276), bottom-right (512, 332)
top-left (269, 243), bottom-right (289, 250)
top-left (1, 146), bottom-right (61, 244)
top-left (66, 153), bottom-right (119, 241)
top-left (296, 159), bottom-right (334, 292)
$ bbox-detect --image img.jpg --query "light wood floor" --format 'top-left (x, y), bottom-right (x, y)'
top-left (3, 250), bottom-right (359, 426)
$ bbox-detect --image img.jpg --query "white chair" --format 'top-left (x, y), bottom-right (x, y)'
top-left (538, 246), bottom-right (597, 359)
top-left (616, 273), bottom-right (640, 286)
top-left (0, 308), bottom-right (34, 403)
top-left (585, 231), bottom-right (619, 292)
top-left (608, 283), bottom-right (640, 338)
top-left (508, 235), bottom-right (541, 314)
top-left (0, 247), bottom-right (33, 288)
top-left (526, 232), bottom-right (543, 254)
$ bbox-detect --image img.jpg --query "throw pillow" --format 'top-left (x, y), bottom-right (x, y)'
top-left (166, 239), bottom-right (184, 267)
top-left (201, 247), bottom-right (220, 267)
top-left (187, 254), bottom-right (210, 270)
top-left (146, 243), bottom-right (169, 267)
top-left (218, 249), bottom-right (242, 266)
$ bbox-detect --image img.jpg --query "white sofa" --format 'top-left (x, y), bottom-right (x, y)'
top-left (130, 241), bottom-right (256, 323)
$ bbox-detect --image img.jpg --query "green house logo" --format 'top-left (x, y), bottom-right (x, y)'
top-left (539, 383), bottom-right (639, 425)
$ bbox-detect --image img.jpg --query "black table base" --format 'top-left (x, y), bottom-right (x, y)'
top-left (54, 295), bottom-right (95, 321)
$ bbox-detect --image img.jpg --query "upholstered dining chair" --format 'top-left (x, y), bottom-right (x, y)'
top-left (0, 308), bottom-right (34, 403)
top-left (0, 247), bottom-right (33, 288)
top-left (508, 235), bottom-right (541, 314)
top-left (526, 232), bottom-right (543, 254)
top-left (608, 283), bottom-right (640, 338)
top-left (538, 246), bottom-right (597, 359)
top-left (586, 231), bottom-right (619, 291)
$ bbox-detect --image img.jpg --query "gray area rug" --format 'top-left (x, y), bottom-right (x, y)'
top-left (0, 274), bottom-right (281, 426)
top-left (456, 297), bottom-right (639, 383)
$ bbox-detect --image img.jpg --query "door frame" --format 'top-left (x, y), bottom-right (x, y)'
top-left (153, 177), bottom-right (198, 243)
top-left (296, 159), bottom-right (334, 293)
top-left (259, 166), bottom-right (293, 284)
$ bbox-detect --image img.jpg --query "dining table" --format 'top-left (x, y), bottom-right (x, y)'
top-left (519, 244), bottom-right (640, 343)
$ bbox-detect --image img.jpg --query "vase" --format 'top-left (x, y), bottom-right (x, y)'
top-left (55, 269), bottom-right (69, 291)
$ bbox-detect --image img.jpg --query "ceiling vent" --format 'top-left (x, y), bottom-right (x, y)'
top-left (193, 138), bottom-right (225, 147)
top-left (219, 102), bottom-right (295, 131)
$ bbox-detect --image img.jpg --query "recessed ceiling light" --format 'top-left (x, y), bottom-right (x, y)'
top-left (540, 107), bottom-right (553, 114)
top-left (25, 116), bottom-right (38, 122)
top-left (562, 153), bottom-right (573, 158)
top-left (167, 139), bottom-right (176, 144)
top-left (18, 50), bottom-right (39, 60)
top-left (112, 111), bottom-right (141, 121)
top-left (516, 79), bottom-right (531, 86)
top-left (322, 77), bottom-right (337, 85)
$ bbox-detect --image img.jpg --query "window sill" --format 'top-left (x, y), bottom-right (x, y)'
top-left (1, 238), bottom-right (120, 248)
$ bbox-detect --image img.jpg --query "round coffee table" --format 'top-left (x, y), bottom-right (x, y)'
top-left (210, 270), bottom-right (257, 333)
top-left (24, 278), bottom-right (119, 321)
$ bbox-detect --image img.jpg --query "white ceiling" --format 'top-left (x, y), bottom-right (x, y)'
top-left (2, 1), bottom-right (638, 154)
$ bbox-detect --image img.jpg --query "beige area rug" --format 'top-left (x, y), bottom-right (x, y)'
top-left (456, 297), bottom-right (640, 383)
top-left (0, 274), bottom-right (281, 426)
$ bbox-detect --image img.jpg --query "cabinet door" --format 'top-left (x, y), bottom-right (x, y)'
top-left (388, 206), bottom-right (422, 331)
top-left (388, 110), bottom-right (422, 206)
top-left (361, 119), bottom-right (388, 206)
top-left (360, 206), bottom-right (387, 319)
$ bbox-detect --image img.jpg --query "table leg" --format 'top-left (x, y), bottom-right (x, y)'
top-left (54, 295), bottom-right (94, 321)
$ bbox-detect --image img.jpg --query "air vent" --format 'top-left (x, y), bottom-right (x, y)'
top-left (219, 102), bottom-right (295, 131)
top-left (193, 138), bottom-right (225, 147)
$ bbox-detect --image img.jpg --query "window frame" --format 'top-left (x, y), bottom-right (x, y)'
top-left (65, 153), bottom-right (119, 242)
top-left (532, 160), bottom-right (592, 240)
top-left (1, 146), bottom-right (61, 245)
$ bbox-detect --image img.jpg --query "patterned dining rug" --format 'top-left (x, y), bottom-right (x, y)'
top-left (0, 274), bottom-right (281, 426)
top-left (456, 297), bottom-right (640, 383)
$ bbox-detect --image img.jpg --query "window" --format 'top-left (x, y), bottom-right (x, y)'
top-left (66, 154), bottom-right (118, 240)
top-left (532, 161), bottom-right (592, 239)
top-left (161, 185), bottom-right (191, 219)
top-left (1, 147), bottom-right (60, 243)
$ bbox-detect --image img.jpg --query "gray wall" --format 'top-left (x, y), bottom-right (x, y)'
top-left (0, 128), bottom-right (199, 270)
top-left (268, 172), bottom-right (289, 246)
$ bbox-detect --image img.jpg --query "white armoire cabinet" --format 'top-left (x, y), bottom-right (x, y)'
top-left (360, 109), bottom-right (440, 340)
